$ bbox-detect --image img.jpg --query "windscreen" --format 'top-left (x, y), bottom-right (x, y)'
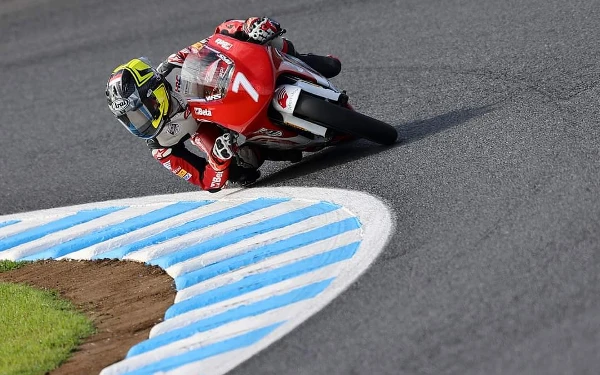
top-left (180, 47), bottom-right (234, 101)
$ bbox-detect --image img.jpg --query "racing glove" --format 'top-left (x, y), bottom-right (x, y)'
top-left (243, 17), bottom-right (282, 44)
top-left (211, 133), bottom-right (235, 166)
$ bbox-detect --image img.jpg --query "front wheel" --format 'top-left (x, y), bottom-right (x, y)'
top-left (293, 92), bottom-right (398, 146)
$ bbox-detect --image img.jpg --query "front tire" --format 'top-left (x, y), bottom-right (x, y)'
top-left (294, 92), bottom-right (398, 145)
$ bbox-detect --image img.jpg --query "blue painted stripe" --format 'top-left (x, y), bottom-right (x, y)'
top-left (126, 322), bottom-right (284, 375)
top-left (0, 220), bottom-right (20, 230)
top-left (19, 202), bottom-right (210, 261)
top-left (149, 201), bottom-right (341, 269)
top-left (128, 278), bottom-right (333, 357)
top-left (167, 242), bottom-right (360, 317)
top-left (175, 217), bottom-right (361, 290)
top-left (94, 198), bottom-right (287, 260)
top-left (0, 207), bottom-right (124, 252)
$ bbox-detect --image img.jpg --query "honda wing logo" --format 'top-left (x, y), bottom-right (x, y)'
top-left (272, 85), bottom-right (301, 114)
top-left (277, 89), bottom-right (289, 109)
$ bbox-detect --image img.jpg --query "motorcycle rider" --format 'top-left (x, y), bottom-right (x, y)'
top-left (105, 17), bottom-right (341, 192)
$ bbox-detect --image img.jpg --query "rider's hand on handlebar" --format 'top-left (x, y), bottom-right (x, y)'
top-left (243, 17), bottom-right (282, 44)
top-left (212, 133), bottom-right (235, 162)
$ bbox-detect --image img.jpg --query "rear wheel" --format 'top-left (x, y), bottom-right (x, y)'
top-left (294, 92), bottom-right (398, 145)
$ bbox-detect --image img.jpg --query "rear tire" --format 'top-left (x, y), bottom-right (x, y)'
top-left (294, 92), bottom-right (398, 145)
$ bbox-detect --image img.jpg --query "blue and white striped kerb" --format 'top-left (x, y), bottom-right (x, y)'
top-left (0, 187), bottom-right (393, 375)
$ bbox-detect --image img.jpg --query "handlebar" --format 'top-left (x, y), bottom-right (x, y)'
top-left (262, 28), bottom-right (287, 45)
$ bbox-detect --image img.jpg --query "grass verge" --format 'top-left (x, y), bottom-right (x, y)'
top-left (0, 260), bottom-right (28, 273)
top-left (0, 264), bottom-right (95, 375)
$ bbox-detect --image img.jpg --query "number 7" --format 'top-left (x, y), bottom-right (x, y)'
top-left (232, 72), bottom-right (259, 102)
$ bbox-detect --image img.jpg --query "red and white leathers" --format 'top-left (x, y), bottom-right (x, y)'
top-left (149, 17), bottom-right (339, 192)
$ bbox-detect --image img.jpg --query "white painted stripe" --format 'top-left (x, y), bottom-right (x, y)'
top-left (0, 213), bottom-right (74, 240)
top-left (151, 263), bottom-right (342, 337)
top-left (164, 206), bottom-right (389, 375)
top-left (163, 188), bottom-right (395, 375)
top-left (59, 201), bottom-right (240, 260)
top-left (1, 205), bottom-right (170, 261)
top-left (161, 346), bottom-right (249, 375)
top-left (174, 228), bottom-right (362, 303)
top-left (166, 208), bottom-right (354, 279)
top-left (123, 199), bottom-right (314, 263)
top-left (101, 299), bottom-right (313, 375)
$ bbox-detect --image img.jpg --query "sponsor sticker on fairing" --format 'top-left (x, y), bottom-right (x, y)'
top-left (219, 67), bottom-right (227, 78)
top-left (195, 107), bottom-right (212, 116)
top-left (217, 53), bottom-right (233, 65)
top-left (272, 85), bottom-right (302, 114)
top-left (277, 89), bottom-right (288, 109)
top-left (215, 38), bottom-right (233, 50)
top-left (205, 94), bottom-right (222, 101)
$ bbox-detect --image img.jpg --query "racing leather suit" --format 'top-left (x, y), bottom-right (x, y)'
top-left (148, 17), bottom-right (340, 192)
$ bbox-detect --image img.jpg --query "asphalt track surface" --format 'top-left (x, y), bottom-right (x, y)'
top-left (1, 1), bottom-right (599, 374)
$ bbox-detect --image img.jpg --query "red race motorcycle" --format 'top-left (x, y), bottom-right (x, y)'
top-left (179, 32), bottom-right (397, 163)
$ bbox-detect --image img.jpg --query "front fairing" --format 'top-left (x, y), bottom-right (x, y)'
top-left (180, 37), bottom-right (275, 133)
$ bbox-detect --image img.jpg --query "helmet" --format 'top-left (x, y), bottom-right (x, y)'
top-left (105, 58), bottom-right (171, 139)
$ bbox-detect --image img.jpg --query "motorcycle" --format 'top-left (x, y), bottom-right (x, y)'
top-left (179, 31), bottom-right (397, 172)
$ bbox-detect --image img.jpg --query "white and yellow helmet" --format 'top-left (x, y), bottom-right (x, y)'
top-left (105, 57), bottom-right (171, 139)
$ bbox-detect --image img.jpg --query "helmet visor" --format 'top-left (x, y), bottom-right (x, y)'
top-left (115, 83), bottom-right (169, 139)
top-left (117, 106), bottom-right (155, 138)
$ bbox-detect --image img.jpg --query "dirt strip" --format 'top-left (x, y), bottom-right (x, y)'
top-left (0, 259), bottom-right (176, 375)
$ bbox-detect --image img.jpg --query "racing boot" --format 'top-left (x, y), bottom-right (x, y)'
top-left (297, 53), bottom-right (341, 78)
top-left (226, 145), bottom-right (263, 186)
top-left (229, 164), bottom-right (261, 186)
top-left (280, 39), bottom-right (341, 78)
